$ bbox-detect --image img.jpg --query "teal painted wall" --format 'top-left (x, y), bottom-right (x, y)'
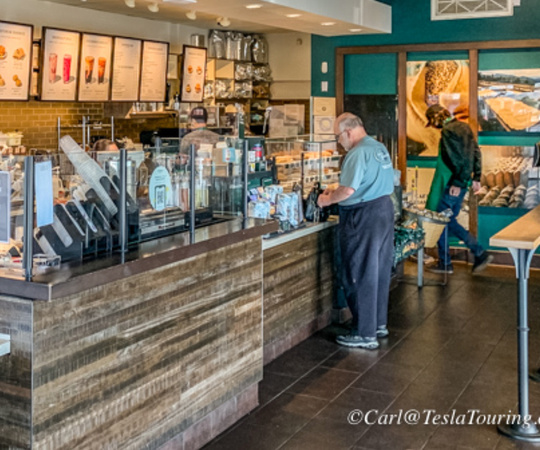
top-left (312, 0), bottom-right (540, 97)
top-left (344, 53), bottom-right (397, 95)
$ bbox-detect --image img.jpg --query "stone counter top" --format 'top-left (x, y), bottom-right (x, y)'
top-left (0, 217), bottom-right (277, 301)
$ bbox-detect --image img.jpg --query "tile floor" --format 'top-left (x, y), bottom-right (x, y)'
top-left (205, 261), bottom-right (540, 450)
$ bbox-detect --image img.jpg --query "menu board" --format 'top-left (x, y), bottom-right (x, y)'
top-left (111, 37), bottom-right (142, 102)
top-left (180, 45), bottom-right (207, 103)
top-left (41, 28), bottom-right (81, 101)
top-left (0, 21), bottom-right (33, 101)
top-left (78, 33), bottom-right (113, 102)
top-left (140, 40), bottom-right (168, 102)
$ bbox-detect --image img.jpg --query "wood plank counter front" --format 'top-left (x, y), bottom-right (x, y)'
top-left (262, 221), bottom-right (337, 364)
top-left (0, 218), bottom-right (277, 450)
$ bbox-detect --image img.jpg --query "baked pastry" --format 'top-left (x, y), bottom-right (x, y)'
top-left (0, 45), bottom-right (5, 59)
top-left (13, 48), bottom-right (25, 60)
top-left (503, 171), bottom-right (514, 187)
top-left (495, 171), bottom-right (505, 189)
top-left (0, 75), bottom-right (5, 87)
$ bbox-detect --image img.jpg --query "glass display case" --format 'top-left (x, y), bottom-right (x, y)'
top-left (477, 145), bottom-right (540, 209)
top-left (0, 134), bottom-right (246, 276)
top-left (264, 135), bottom-right (340, 197)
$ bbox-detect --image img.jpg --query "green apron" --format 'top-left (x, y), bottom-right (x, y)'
top-left (425, 143), bottom-right (452, 212)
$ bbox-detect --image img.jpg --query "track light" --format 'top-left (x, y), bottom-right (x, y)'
top-left (124, 0), bottom-right (136, 7)
top-left (148, 2), bottom-right (159, 12)
top-left (216, 17), bottom-right (230, 27)
top-left (186, 10), bottom-right (197, 20)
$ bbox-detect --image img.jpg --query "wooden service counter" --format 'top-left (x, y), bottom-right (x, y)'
top-left (262, 220), bottom-right (338, 364)
top-left (0, 217), bottom-right (340, 450)
top-left (0, 218), bottom-right (277, 450)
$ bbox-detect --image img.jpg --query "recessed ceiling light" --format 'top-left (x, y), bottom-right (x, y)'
top-left (245, 4), bottom-right (262, 8)
top-left (186, 10), bottom-right (197, 20)
top-left (286, 13), bottom-right (301, 18)
top-left (349, 28), bottom-right (362, 32)
top-left (321, 22), bottom-right (335, 26)
top-left (124, 0), bottom-right (136, 7)
top-left (148, 2), bottom-right (159, 12)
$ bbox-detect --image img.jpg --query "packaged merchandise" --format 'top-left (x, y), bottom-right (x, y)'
top-left (208, 30), bottom-right (226, 59)
top-left (252, 35), bottom-right (268, 63)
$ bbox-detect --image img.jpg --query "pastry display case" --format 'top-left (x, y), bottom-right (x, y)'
top-left (477, 145), bottom-right (540, 209)
top-left (264, 136), bottom-right (341, 197)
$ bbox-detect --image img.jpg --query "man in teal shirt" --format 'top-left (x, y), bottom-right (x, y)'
top-left (318, 113), bottom-right (394, 349)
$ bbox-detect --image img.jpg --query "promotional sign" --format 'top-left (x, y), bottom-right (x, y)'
top-left (180, 45), bottom-right (207, 103)
top-left (41, 28), bottom-right (81, 101)
top-left (148, 166), bottom-right (172, 211)
top-left (0, 21), bottom-right (33, 101)
top-left (78, 33), bottom-right (113, 102)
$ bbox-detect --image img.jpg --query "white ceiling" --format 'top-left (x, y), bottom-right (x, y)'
top-left (39, 0), bottom-right (391, 36)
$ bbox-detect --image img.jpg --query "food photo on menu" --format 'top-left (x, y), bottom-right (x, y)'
top-left (47, 53), bottom-right (74, 84)
top-left (83, 55), bottom-right (108, 84)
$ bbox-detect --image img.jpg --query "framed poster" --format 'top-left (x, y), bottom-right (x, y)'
top-left (180, 45), bottom-right (207, 103)
top-left (478, 69), bottom-right (540, 133)
top-left (111, 37), bottom-right (142, 102)
top-left (78, 33), bottom-right (113, 102)
top-left (140, 40), bottom-right (169, 102)
top-left (40, 27), bottom-right (81, 101)
top-left (0, 21), bottom-right (33, 101)
top-left (406, 60), bottom-right (469, 157)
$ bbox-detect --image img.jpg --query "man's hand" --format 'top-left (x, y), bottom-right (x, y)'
top-left (449, 185), bottom-right (461, 197)
top-left (472, 181), bottom-right (481, 193)
top-left (317, 191), bottom-right (332, 207)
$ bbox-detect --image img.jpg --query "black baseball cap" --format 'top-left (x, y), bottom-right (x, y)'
top-left (190, 106), bottom-right (208, 123)
top-left (425, 104), bottom-right (450, 128)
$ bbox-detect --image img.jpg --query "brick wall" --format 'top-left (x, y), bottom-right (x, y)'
top-left (0, 100), bottom-right (177, 150)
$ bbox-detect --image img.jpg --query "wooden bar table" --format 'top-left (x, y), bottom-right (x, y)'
top-left (490, 205), bottom-right (540, 442)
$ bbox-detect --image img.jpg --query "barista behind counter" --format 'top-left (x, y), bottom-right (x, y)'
top-left (178, 107), bottom-right (221, 164)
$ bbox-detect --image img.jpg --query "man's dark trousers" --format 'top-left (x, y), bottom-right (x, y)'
top-left (338, 195), bottom-right (394, 338)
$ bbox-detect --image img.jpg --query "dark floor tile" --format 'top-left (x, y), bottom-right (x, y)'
top-left (279, 416), bottom-right (369, 450)
top-left (321, 347), bottom-right (381, 374)
top-left (264, 344), bottom-right (336, 378)
top-left (259, 372), bottom-right (299, 407)
top-left (454, 381), bottom-right (518, 413)
top-left (353, 361), bottom-right (422, 396)
top-left (316, 387), bottom-right (395, 424)
top-left (389, 378), bottom-right (467, 414)
top-left (495, 433), bottom-right (540, 449)
top-left (354, 422), bottom-right (437, 450)
top-left (285, 367), bottom-right (359, 400)
top-left (244, 392), bottom-right (328, 434)
top-left (379, 334), bottom-right (443, 368)
top-left (204, 423), bottom-right (291, 450)
top-left (437, 335), bottom-right (496, 365)
top-left (414, 356), bottom-right (480, 391)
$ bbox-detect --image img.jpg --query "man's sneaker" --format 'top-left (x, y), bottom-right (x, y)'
top-left (427, 263), bottom-right (454, 274)
top-left (472, 253), bottom-right (494, 274)
top-left (336, 334), bottom-right (379, 349)
top-left (376, 326), bottom-right (389, 338)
